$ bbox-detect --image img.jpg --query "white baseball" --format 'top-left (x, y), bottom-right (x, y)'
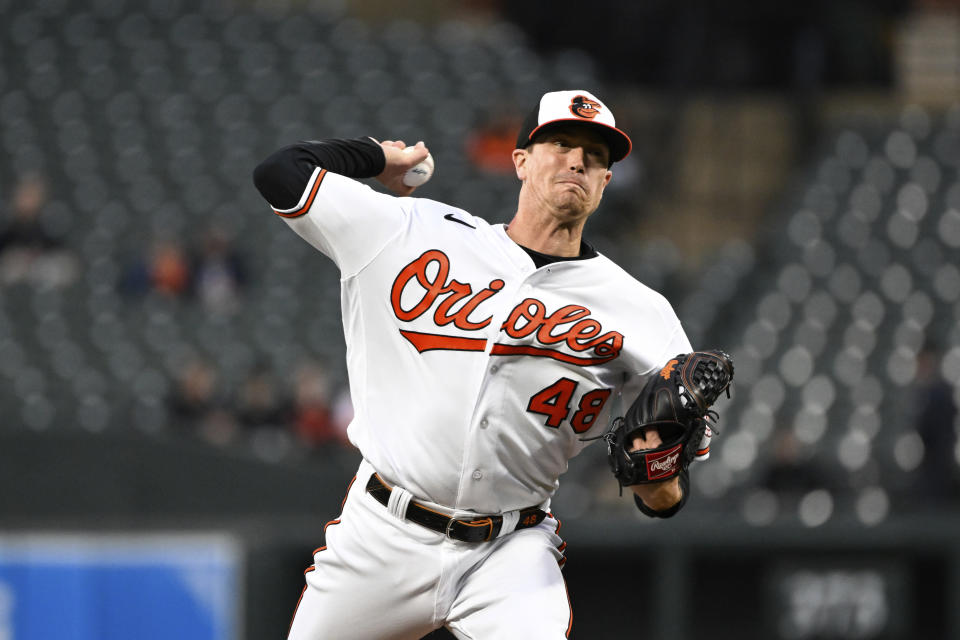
top-left (402, 148), bottom-right (434, 187)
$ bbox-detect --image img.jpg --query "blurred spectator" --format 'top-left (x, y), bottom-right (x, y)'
top-left (291, 360), bottom-right (345, 448)
top-left (151, 238), bottom-right (192, 295)
top-left (760, 428), bottom-right (829, 508)
top-left (236, 362), bottom-right (292, 430)
top-left (120, 227), bottom-right (247, 313)
top-left (193, 224), bottom-right (248, 316)
top-left (909, 341), bottom-right (959, 505)
top-left (0, 173), bottom-right (77, 287)
top-left (465, 113), bottom-right (522, 174)
top-left (167, 357), bottom-right (237, 445)
top-left (120, 236), bottom-right (193, 299)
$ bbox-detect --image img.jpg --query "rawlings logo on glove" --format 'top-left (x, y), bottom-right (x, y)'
top-left (605, 350), bottom-right (734, 486)
top-left (645, 445), bottom-right (682, 480)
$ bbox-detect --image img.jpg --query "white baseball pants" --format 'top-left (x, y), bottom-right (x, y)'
top-left (286, 460), bottom-right (572, 639)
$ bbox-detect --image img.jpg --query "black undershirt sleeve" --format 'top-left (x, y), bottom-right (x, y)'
top-left (633, 469), bottom-right (690, 518)
top-left (252, 137), bottom-right (385, 210)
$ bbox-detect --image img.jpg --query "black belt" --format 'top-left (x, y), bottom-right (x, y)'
top-left (365, 473), bottom-right (547, 543)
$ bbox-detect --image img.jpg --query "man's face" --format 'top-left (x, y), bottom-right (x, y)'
top-left (513, 124), bottom-right (613, 221)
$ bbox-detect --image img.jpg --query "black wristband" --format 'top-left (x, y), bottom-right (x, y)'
top-left (633, 470), bottom-right (690, 519)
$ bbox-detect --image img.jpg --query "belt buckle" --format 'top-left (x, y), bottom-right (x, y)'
top-left (444, 517), bottom-right (459, 539)
top-left (445, 516), bottom-right (494, 542)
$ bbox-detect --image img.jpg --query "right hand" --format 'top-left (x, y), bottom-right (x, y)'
top-left (375, 140), bottom-right (431, 196)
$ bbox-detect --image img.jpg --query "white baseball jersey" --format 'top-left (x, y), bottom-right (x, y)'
top-left (273, 167), bottom-right (692, 514)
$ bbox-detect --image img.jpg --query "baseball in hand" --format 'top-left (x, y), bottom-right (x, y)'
top-left (402, 148), bottom-right (434, 187)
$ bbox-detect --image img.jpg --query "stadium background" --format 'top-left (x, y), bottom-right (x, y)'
top-left (1, 0), bottom-right (959, 638)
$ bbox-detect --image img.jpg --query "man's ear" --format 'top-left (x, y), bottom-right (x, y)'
top-left (512, 148), bottom-right (528, 181)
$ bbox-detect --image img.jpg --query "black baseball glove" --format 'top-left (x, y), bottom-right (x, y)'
top-left (606, 350), bottom-right (734, 486)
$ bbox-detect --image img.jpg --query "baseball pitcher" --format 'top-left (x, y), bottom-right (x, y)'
top-left (253, 89), bottom-right (733, 639)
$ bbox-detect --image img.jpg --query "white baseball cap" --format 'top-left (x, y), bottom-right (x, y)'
top-left (515, 89), bottom-right (632, 164)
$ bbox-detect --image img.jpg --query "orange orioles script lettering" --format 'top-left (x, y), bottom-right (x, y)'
top-left (391, 250), bottom-right (503, 330)
top-left (390, 250), bottom-right (623, 365)
top-left (498, 299), bottom-right (622, 364)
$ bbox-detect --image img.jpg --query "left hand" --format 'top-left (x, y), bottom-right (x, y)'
top-left (629, 427), bottom-right (662, 453)
top-left (628, 428), bottom-right (683, 510)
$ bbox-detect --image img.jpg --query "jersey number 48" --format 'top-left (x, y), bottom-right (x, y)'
top-left (526, 378), bottom-right (612, 434)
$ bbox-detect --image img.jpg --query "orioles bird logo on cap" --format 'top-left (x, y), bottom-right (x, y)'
top-left (569, 95), bottom-right (601, 119)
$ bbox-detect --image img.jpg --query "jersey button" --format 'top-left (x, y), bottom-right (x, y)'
top-left (479, 418), bottom-right (489, 428)
top-left (472, 469), bottom-right (483, 480)
top-left (490, 365), bottom-right (499, 374)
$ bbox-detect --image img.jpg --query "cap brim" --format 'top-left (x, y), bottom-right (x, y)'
top-left (524, 119), bottom-right (632, 164)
